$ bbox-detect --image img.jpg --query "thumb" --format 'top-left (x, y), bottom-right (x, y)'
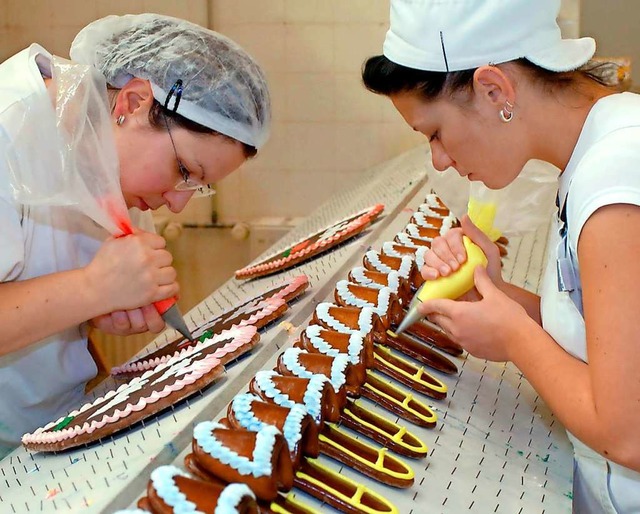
top-left (473, 265), bottom-right (494, 298)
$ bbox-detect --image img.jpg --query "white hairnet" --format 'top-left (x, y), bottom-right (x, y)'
top-left (70, 13), bottom-right (271, 149)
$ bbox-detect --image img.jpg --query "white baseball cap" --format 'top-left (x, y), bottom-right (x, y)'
top-left (383, 0), bottom-right (596, 73)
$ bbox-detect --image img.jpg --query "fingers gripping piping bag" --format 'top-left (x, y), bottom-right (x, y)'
top-left (395, 183), bottom-right (503, 336)
top-left (5, 56), bottom-right (192, 339)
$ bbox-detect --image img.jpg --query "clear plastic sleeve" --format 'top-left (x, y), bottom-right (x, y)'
top-left (427, 159), bottom-right (559, 237)
top-left (6, 56), bottom-right (130, 235)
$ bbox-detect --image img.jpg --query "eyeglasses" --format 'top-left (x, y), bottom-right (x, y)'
top-left (162, 114), bottom-right (216, 198)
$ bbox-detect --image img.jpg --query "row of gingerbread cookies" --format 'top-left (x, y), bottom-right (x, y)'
top-left (111, 193), bottom-right (470, 513)
top-left (124, 193), bottom-right (477, 513)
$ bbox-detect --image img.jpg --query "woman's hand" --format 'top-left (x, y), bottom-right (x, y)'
top-left (84, 231), bottom-right (180, 313)
top-left (90, 305), bottom-right (165, 336)
top-left (421, 215), bottom-right (505, 300)
top-left (418, 265), bottom-right (531, 361)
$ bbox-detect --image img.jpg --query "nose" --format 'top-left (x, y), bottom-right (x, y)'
top-left (429, 141), bottom-right (455, 172)
top-left (165, 190), bottom-right (195, 213)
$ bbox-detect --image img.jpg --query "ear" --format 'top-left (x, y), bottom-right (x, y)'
top-left (112, 78), bottom-right (155, 123)
top-left (472, 65), bottom-right (516, 109)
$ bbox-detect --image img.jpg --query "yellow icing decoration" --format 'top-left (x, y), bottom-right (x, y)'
top-left (364, 371), bottom-right (438, 424)
top-left (374, 345), bottom-right (447, 394)
top-left (319, 427), bottom-right (414, 481)
top-left (296, 459), bottom-right (399, 514)
top-left (270, 492), bottom-right (319, 514)
top-left (342, 403), bottom-right (428, 455)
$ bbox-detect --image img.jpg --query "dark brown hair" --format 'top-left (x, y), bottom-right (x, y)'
top-left (362, 55), bottom-right (614, 101)
top-left (108, 88), bottom-right (257, 158)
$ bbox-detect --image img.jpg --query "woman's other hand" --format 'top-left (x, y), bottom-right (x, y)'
top-left (90, 305), bottom-right (165, 336)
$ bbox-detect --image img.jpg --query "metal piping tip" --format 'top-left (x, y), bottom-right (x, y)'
top-left (395, 303), bottom-right (423, 337)
top-left (161, 303), bottom-right (194, 342)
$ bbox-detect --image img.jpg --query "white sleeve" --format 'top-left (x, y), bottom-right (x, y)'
top-left (567, 127), bottom-right (640, 250)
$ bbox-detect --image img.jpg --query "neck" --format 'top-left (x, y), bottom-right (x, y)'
top-left (525, 82), bottom-right (615, 171)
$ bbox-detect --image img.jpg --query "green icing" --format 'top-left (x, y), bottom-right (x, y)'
top-left (281, 248), bottom-right (292, 258)
top-left (198, 330), bottom-right (214, 342)
top-left (52, 416), bottom-right (74, 431)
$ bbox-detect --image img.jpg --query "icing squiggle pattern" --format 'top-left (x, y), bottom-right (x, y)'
top-left (151, 466), bottom-right (202, 514)
top-left (22, 327), bottom-right (256, 446)
top-left (335, 281), bottom-right (391, 317)
top-left (231, 394), bottom-right (307, 456)
top-left (304, 324), bottom-right (364, 365)
top-left (253, 370), bottom-right (326, 423)
top-left (216, 483), bottom-right (256, 514)
top-left (281, 348), bottom-right (349, 392)
top-left (193, 421), bottom-right (278, 477)
top-left (315, 303), bottom-right (352, 333)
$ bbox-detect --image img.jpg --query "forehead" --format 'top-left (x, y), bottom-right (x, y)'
top-left (390, 91), bottom-right (439, 127)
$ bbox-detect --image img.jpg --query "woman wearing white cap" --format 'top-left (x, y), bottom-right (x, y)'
top-left (363, 0), bottom-right (639, 511)
top-left (0, 14), bottom-right (270, 457)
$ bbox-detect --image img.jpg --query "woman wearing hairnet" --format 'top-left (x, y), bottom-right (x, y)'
top-left (0, 13), bottom-right (270, 457)
top-left (363, 0), bottom-right (639, 511)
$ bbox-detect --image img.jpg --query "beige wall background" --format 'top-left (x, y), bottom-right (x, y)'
top-left (0, 0), bottom-right (607, 226)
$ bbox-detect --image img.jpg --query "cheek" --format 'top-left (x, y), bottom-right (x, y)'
top-left (119, 141), bottom-right (173, 196)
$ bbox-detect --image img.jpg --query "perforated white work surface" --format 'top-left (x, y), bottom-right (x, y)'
top-left (0, 147), bottom-right (572, 514)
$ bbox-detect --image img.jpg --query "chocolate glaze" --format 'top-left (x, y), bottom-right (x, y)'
top-left (312, 304), bottom-right (387, 345)
top-left (348, 268), bottom-right (413, 305)
top-left (145, 472), bottom-right (259, 514)
top-left (373, 345), bottom-right (448, 400)
top-left (236, 205), bottom-right (383, 277)
top-left (362, 252), bottom-right (424, 289)
top-left (333, 282), bottom-right (403, 327)
top-left (248, 373), bottom-right (342, 424)
top-left (298, 326), bottom-right (374, 368)
top-left (404, 319), bottom-right (464, 356)
top-left (277, 348), bottom-right (364, 395)
top-left (383, 331), bottom-right (458, 375)
top-left (226, 399), bottom-right (320, 469)
top-left (293, 459), bottom-right (395, 514)
top-left (187, 425), bottom-right (293, 502)
top-left (318, 424), bottom-right (414, 488)
top-left (339, 400), bottom-right (427, 459)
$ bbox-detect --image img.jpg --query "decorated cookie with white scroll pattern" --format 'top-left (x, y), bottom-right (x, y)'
top-left (235, 205), bottom-right (384, 280)
top-left (111, 276), bottom-right (308, 376)
top-left (22, 326), bottom-right (258, 452)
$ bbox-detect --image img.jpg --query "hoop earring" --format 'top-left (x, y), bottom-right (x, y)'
top-left (499, 100), bottom-right (514, 123)
top-left (116, 115), bottom-right (125, 126)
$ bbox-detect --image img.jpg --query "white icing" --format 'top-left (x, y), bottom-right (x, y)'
top-left (315, 303), bottom-right (352, 333)
top-left (440, 214), bottom-right (457, 235)
top-left (414, 246), bottom-right (428, 269)
top-left (364, 251), bottom-right (393, 274)
top-left (280, 348), bottom-right (349, 392)
top-left (349, 266), bottom-right (373, 287)
top-left (335, 280), bottom-right (391, 318)
top-left (193, 420), bottom-right (278, 477)
top-left (382, 241), bottom-right (403, 259)
top-left (395, 232), bottom-right (422, 248)
top-left (215, 483), bottom-right (256, 514)
top-left (412, 211), bottom-right (438, 229)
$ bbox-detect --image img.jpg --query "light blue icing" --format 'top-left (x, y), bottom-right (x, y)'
top-left (395, 232), bottom-right (422, 248)
top-left (350, 266), bottom-right (373, 287)
top-left (414, 246), bottom-right (428, 268)
top-left (253, 369), bottom-right (326, 423)
top-left (348, 332), bottom-right (365, 363)
top-left (357, 308), bottom-right (374, 334)
top-left (151, 465), bottom-right (202, 514)
top-left (193, 420), bottom-right (277, 477)
top-left (382, 241), bottom-right (403, 258)
top-left (364, 250), bottom-right (393, 274)
top-left (305, 324), bottom-right (363, 365)
top-left (335, 281), bottom-right (391, 318)
top-left (281, 348), bottom-right (348, 391)
top-left (214, 483), bottom-right (256, 514)
top-left (315, 303), bottom-right (351, 333)
top-left (230, 393), bottom-right (307, 455)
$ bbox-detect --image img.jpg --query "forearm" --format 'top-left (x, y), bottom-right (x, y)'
top-left (509, 318), bottom-right (636, 470)
top-left (500, 282), bottom-right (541, 324)
top-left (0, 269), bottom-right (104, 355)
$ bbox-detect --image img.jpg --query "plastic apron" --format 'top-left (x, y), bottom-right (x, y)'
top-left (540, 184), bottom-right (640, 514)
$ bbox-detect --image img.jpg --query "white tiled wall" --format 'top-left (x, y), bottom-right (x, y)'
top-left (210, 0), bottom-right (424, 223)
top-left (0, 0), bottom-right (583, 223)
